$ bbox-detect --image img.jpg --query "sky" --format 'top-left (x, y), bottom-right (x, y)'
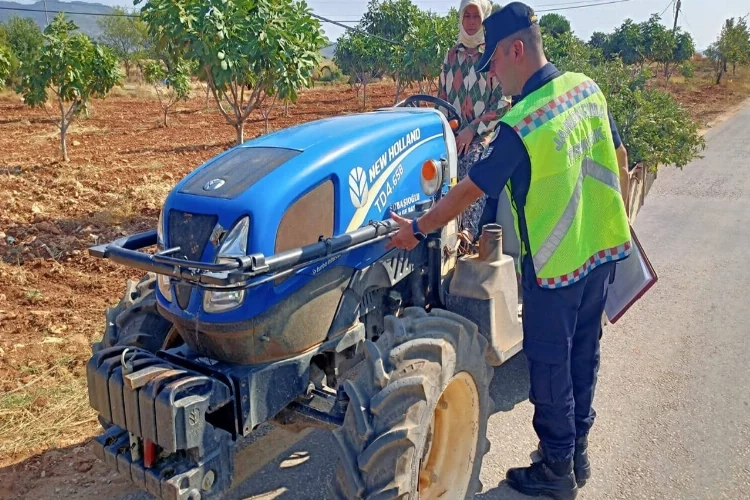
top-left (12, 0), bottom-right (750, 51)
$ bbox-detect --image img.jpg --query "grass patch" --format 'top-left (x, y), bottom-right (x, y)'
top-left (0, 367), bottom-right (97, 465)
top-left (89, 179), bottom-right (172, 226)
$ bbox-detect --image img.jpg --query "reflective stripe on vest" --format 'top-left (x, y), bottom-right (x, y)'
top-left (532, 157), bottom-right (621, 274)
top-left (499, 71), bottom-right (632, 289)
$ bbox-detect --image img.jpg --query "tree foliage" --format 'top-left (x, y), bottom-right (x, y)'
top-left (143, 57), bottom-right (191, 127)
top-left (0, 16), bottom-right (44, 86)
top-left (400, 10), bottom-right (456, 95)
top-left (335, 0), bottom-right (458, 106)
top-left (361, 0), bottom-right (419, 102)
top-left (0, 44), bottom-right (10, 87)
top-left (96, 7), bottom-right (150, 78)
top-left (136, 0), bottom-right (326, 145)
top-left (16, 14), bottom-right (122, 161)
top-left (540, 13), bottom-right (571, 38)
top-left (706, 16), bottom-right (750, 84)
top-left (334, 31), bottom-right (388, 108)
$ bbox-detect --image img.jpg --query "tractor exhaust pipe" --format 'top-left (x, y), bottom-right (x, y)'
top-left (478, 224), bottom-right (503, 262)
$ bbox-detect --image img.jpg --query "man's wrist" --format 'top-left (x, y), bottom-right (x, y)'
top-left (412, 217), bottom-right (426, 240)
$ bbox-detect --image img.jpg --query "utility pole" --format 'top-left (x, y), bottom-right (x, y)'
top-left (672, 0), bottom-right (681, 32)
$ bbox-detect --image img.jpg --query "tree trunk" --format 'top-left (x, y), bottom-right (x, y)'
top-left (394, 76), bottom-right (401, 105)
top-left (732, 62), bottom-right (736, 75)
top-left (205, 84), bottom-right (211, 110)
top-left (284, 100), bottom-right (289, 117)
top-left (235, 122), bottom-right (244, 145)
top-left (163, 107), bottom-right (169, 127)
top-left (60, 119), bottom-right (69, 162)
top-left (716, 65), bottom-right (724, 85)
top-left (362, 81), bottom-right (368, 110)
top-left (124, 59), bottom-right (131, 79)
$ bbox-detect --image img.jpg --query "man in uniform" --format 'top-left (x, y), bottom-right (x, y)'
top-left (386, 3), bottom-right (632, 499)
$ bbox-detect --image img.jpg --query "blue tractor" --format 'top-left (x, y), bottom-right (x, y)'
top-left (86, 95), bottom-right (525, 500)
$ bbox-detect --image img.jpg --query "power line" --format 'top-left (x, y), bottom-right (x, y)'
top-left (659, 0), bottom-right (674, 18)
top-left (536, 0), bottom-right (632, 13)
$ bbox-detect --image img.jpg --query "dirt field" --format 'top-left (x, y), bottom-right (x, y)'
top-left (0, 66), bottom-right (748, 499)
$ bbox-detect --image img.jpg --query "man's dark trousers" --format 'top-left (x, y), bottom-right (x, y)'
top-left (520, 258), bottom-right (615, 464)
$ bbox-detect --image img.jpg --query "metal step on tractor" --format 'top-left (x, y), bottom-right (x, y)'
top-left (85, 94), bottom-right (568, 500)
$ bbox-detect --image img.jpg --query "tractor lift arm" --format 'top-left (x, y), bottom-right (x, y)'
top-left (88, 204), bottom-right (431, 290)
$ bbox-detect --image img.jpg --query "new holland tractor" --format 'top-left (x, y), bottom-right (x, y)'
top-left (85, 94), bottom-right (526, 500)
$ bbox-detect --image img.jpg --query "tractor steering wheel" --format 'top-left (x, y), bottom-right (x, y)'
top-left (396, 94), bottom-right (464, 133)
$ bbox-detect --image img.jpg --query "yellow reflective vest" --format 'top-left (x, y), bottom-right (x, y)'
top-left (499, 71), bottom-right (631, 289)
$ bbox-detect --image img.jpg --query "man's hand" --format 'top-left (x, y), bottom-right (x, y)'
top-left (456, 127), bottom-right (475, 156)
top-left (385, 212), bottom-right (419, 251)
top-left (385, 176), bottom-right (485, 251)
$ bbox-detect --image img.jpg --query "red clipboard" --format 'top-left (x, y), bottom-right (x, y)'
top-left (604, 226), bottom-right (658, 324)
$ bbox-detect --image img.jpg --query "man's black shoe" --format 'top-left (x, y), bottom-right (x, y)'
top-left (505, 460), bottom-right (578, 500)
top-left (574, 436), bottom-right (591, 487)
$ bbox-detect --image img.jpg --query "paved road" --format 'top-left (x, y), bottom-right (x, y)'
top-left (126, 103), bottom-right (750, 500)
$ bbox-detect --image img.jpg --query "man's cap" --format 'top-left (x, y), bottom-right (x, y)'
top-left (476, 2), bottom-right (539, 73)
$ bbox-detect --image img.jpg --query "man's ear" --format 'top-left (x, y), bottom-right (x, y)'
top-left (514, 40), bottom-right (525, 62)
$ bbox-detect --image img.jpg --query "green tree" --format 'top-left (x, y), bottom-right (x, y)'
top-left (137, 0), bottom-right (326, 145)
top-left (639, 13), bottom-right (676, 78)
top-left (96, 7), bottom-right (150, 78)
top-left (401, 10), bottom-right (456, 94)
top-left (606, 18), bottom-right (646, 66)
top-left (17, 14), bottom-right (122, 162)
top-left (540, 13), bottom-right (571, 38)
top-left (143, 58), bottom-right (191, 126)
top-left (1, 16), bottom-right (44, 86)
top-left (705, 16), bottom-right (750, 84)
top-left (664, 29), bottom-right (695, 84)
top-left (588, 31), bottom-right (609, 51)
top-left (360, 0), bottom-right (421, 103)
top-left (334, 30), bottom-right (387, 108)
top-left (0, 44), bottom-right (11, 87)
top-left (2, 16), bottom-right (43, 63)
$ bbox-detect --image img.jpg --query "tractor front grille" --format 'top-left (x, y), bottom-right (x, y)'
top-left (167, 209), bottom-right (218, 309)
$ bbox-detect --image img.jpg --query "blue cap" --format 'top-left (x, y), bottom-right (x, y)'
top-left (476, 2), bottom-right (539, 73)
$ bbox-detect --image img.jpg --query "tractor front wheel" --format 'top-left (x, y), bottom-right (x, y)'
top-left (92, 272), bottom-right (177, 354)
top-left (330, 307), bottom-right (494, 499)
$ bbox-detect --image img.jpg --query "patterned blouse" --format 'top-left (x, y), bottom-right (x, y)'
top-left (438, 43), bottom-right (510, 147)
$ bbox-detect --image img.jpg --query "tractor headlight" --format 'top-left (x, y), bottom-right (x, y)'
top-left (203, 216), bottom-right (249, 314)
top-left (420, 159), bottom-right (443, 196)
top-left (156, 209), bottom-right (173, 302)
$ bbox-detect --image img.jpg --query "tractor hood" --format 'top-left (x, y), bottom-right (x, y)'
top-left (157, 107), bottom-right (456, 321)
top-left (174, 109), bottom-right (450, 201)
top-left (163, 106), bottom-right (454, 264)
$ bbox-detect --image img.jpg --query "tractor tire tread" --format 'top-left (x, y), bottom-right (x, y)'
top-left (330, 306), bottom-right (493, 499)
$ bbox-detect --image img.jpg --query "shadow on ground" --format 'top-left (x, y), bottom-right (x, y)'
top-left (0, 348), bottom-right (531, 500)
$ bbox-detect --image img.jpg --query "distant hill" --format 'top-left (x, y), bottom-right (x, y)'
top-left (0, 0), bottom-right (116, 38)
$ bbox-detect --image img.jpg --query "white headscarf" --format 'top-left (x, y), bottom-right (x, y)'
top-left (457, 0), bottom-right (493, 48)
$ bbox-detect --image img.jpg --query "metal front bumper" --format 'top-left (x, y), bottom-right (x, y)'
top-left (86, 346), bottom-right (236, 500)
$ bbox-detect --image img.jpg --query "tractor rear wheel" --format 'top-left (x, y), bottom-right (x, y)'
top-left (92, 272), bottom-right (176, 354)
top-left (330, 307), bottom-right (494, 499)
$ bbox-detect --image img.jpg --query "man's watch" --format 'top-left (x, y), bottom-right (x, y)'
top-left (412, 218), bottom-right (426, 241)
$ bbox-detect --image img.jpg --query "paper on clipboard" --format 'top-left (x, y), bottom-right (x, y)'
top-left (604, 227), bottom-right (658, 324)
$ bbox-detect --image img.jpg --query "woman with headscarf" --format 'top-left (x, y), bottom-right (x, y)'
top-left (438, 0), bottom-right (510, 246)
